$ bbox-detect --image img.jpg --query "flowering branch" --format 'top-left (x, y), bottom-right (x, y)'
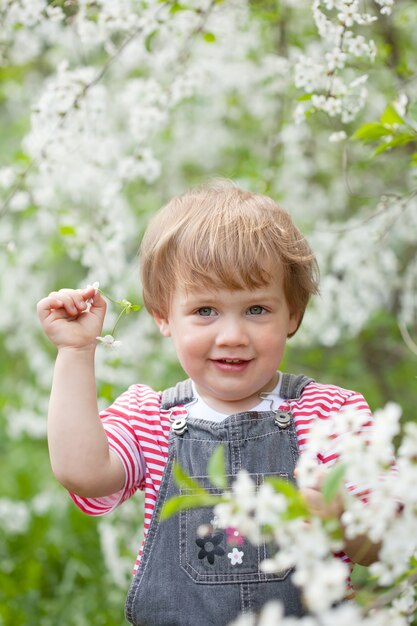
top-left (161, 402), bottom-right (417, 623)
top-left (294, 0), bottom-right (392, 127)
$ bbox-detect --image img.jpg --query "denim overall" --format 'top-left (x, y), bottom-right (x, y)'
top-left (125, 373), bottom-right (312, 626)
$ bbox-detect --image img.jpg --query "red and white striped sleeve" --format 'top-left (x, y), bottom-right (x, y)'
top-left (293, 382), bottom-right (373, 458)
top-left (69, 385), bottom-right (151, 516)
top-left (292, 382), bottom-right (374, 495)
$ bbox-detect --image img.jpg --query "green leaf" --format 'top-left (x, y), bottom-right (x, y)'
top-left (203, 32), bottom-right (216, 43)
top-left (159, 493), bottom-right (223, 521)
top-left (169, 2), bottom-right (191, 13)
top-left (353, 123), bottom-right (393, 143)
top-left (207, 445), bottom-right (227, 489)
top-left (265, 476), bottom-right (299, 499)
top-left (265, 476), bottom-right (310, 519)
top-left (59, 225), bottom-right (76, 236)
top-left (372, 132), bottom-right (416, 156)
top-left (380, 104), bottom-right (405, 127)
top-left (145, 30), bottom-right (157, 53)
top-left (283, 502), bottom-right (311, 520)
top-left (297, 94), bottom-right (313, 102)
top-left (410, 152), bottom-right (417, 166)
top-left (172, 462), bottom-right (206, 495)
top-left (322, 463), bottom-right (346, 504)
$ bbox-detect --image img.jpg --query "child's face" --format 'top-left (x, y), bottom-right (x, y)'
top-left (154, 275), bottom-right (300, 414)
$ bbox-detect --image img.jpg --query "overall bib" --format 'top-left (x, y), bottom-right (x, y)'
top-left (125, 374), bottom-right (312, 626)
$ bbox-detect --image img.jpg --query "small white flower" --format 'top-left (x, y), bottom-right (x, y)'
top-left (231, 470), bottom-right (256, 512)
top-left (84, 281), bottom-right (100, 311)
top-left (255, 483), bottom-right (287, 525)
top-left (329, 131), bottom-right (347, 143)
top-left (325, 49), bottom-right (347, 71)
top-left (257, 600), bottom-right (285, 625)
top-left (323, 97), bottom-right (342, 117)
top-left (394, 93), bottom-right (408, 118)
top-left (96, 334), bottom-right (122, 348)
top-left (0, 167), bottom-right (16, 188)
top-left (86, 281), bottom-right (100, 293)
top-left (227, 547), bottom-right (244, 565)
top-left (9, 191), bottom-right (30, 212)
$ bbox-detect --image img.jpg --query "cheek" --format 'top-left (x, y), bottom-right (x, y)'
top-left (256, 326), bottom-right (286, 349)
top-left (172, 332), bottom-right (207, 362)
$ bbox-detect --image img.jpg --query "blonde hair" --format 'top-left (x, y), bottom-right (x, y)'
top-left (140, 180), bottom-right (319, 336)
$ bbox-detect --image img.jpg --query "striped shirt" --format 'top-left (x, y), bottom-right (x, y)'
top-left (70, 380), bottom-right (373, 574)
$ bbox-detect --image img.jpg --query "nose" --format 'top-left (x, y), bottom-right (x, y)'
top-left (215, 315), bottom-right (249, 347)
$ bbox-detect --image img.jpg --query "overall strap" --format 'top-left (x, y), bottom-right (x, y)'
top-left (161, 379), bottom-right (194, 410)
top-left (160, 374), bottom-right (313, 410)
top-left (279, 373), bottom-right (313, 400)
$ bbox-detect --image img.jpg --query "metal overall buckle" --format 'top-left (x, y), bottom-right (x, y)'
top-left (259, 392), bottom-right (291, 429)
top-left (274, 411), bottom-right (291, 429)
top-left (171, 416), bottom-right (188, 436)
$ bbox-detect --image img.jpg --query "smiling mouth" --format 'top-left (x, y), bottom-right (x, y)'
top-left (212, 358), bottom-right (251, 365)
top-left (210, 358), bottom-right (251, 372)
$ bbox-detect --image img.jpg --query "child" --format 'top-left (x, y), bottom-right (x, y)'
top-left (37, 181), bottom-right (378, 626)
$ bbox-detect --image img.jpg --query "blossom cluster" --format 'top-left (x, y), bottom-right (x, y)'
top-left (294, 1), bottom-right (391, 126)
top-left (213, 403), bottom-right (417, 624)
top-left (301, 191), bottom-right (417, 346)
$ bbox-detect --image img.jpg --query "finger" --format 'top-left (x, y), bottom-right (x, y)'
top-left (61, 289), bottom-right (97, 315)
top-left (89, 291), bottom-right (106, 310)
top-left (37, 296), bottom-right (65, 321)
top-left (80, 286), bottom-right (97, 299)
top-left (71, 288), bottom-right (103, 314)
top-left (55, 295), bottom-right (85, 317)
top-left (312, 470), bottom-right (328, 489)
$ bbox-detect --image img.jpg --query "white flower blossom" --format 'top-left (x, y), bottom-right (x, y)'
top-left (0, 167), bottom-right (16, 188)
top-left (96, 334), bottom-right (122, 348)
top-left (393, 93), bottom-right (408, 117)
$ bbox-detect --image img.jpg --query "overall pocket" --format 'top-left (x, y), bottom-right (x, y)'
top-left (179, 473), bottom-right (292, 584)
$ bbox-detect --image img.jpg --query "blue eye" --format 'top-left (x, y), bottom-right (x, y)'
top-left (248, 305), bottom-right (265, 315)
top-left (197, 307), bottom-right (214, 316)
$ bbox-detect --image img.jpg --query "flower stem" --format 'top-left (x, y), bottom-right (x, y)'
top-left (110, 307), bottom-right (127, 337)
top-left (97, 287), bottom-right (119, 306)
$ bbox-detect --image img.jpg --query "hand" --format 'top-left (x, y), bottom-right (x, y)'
top-left (37, 286), bottom-right (107, 351)
top-left (295, 468), bottom-right (380, 564)
top-left (295, 467), bottom-right (344, 520)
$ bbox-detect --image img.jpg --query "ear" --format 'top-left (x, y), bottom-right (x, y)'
top-left (287, 310), bottom-right (301, 337)
top-left (152, 314), bottom-right (171, 337)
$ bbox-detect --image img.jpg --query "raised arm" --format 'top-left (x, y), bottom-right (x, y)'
top-left (37, 287), bottom-right (125, 498)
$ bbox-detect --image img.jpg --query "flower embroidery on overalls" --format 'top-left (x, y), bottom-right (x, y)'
top-left (227, 547), bottom-right (244, 566)
top-left (196, 533), bottom-right (225, 564)
top-left (226, 527), bottom-right (244, 546)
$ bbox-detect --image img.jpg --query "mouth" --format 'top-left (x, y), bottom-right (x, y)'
top-left (213, 358), bottom-right (249, 364)
top-left (210, 358), bottom-right (251, 371)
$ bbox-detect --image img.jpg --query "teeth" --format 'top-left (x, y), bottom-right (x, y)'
top-left (223, 359), bottom-right (242, 363)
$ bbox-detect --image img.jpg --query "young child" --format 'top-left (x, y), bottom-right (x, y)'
top-left (37, 181), bottom-right (378, 626)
